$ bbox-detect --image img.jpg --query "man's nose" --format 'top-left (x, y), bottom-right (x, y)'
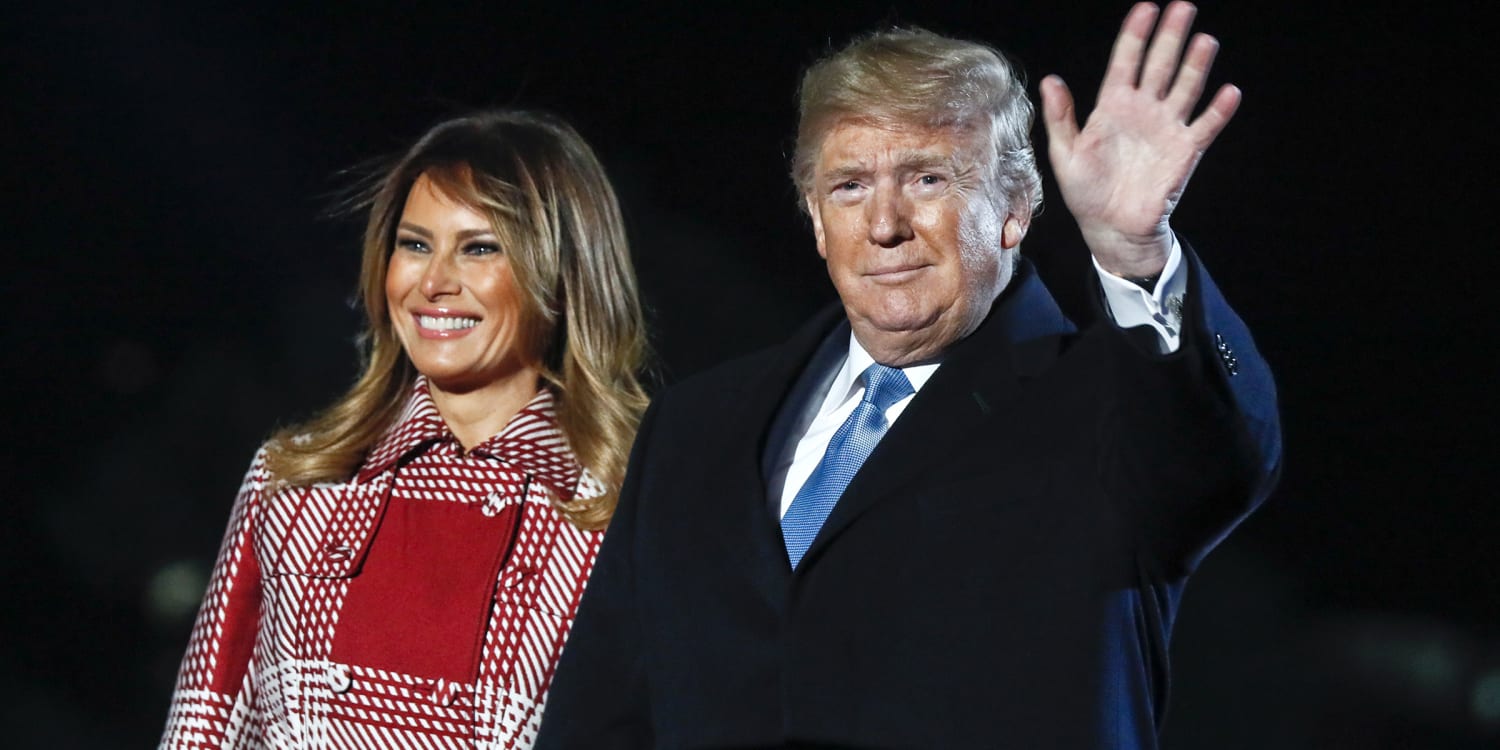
top-left (420, 251), bottom-right (461, 299)
top-left (866, 181), bottom-right (913, 247)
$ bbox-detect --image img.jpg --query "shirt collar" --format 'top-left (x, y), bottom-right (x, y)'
top-left (820, 333), bottom-right (941, 419)
top-left (358, 376), bottom-right (583, 500)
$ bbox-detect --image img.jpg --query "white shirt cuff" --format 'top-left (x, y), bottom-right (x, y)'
top-left (1092, 237), bottom-right (1188, 354)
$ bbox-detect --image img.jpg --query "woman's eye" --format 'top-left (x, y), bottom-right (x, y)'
top-left (396, 238), bottom-right (428, 253)
top-left (464, 243), bottom-right (501, 256)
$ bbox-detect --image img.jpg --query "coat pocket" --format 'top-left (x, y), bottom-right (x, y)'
top-left (258, 480), bottom-right (390, 579)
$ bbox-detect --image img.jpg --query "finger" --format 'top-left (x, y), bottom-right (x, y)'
top-left (1040, 75), bottom-right (1080, 158)
top-left (1188, 83), bottom-right (1242, 147)
top-left (1100, 2), bottom-right (1161, 95)
top-left (1140, 1), bottom-right (1197, 99)
top-left (1167, 33), bottom-right (1220, 120)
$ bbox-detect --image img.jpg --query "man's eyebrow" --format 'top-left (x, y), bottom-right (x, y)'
top-left (820, 152), bottom-right (956, 181)
top-left (821, 164), bottom-right (871, 182)
top-left (894, 151), bottom-right (955, 171)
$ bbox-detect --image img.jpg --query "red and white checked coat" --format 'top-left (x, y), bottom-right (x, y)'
top-left (162, 379), bottom-right (604, 749)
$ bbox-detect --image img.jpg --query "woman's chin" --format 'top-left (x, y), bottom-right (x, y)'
top-left (418, 363), bottom-right (539, 398)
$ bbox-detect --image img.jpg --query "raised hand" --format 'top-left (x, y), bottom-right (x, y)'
top-left (1040, 1), bottom-right (1240, 277)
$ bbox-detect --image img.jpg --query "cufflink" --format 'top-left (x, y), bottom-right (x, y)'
top-left (1214, 333), bottom-right (1239, 376)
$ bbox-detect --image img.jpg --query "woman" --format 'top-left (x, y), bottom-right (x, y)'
top-left (161, 110), bottom-right (649, 749)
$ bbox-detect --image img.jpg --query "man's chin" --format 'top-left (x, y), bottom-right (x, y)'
top-left (850, 315), bottom-right (958, 365)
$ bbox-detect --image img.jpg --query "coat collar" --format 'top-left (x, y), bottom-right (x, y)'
top-left (357, 376), bottom-right (583, 502)
top-left (787, 259), bottom-right (1075, 572)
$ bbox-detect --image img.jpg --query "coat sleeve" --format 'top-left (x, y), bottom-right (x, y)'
top-left (533, 397), bottom-right (663, 749)
top-left (160, 448), bottom-right (269, 749)
top-left (1091, 242), bottom-right (1283, 576)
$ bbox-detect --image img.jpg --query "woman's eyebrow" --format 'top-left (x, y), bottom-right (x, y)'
top-left (396, 222), bottom-right (433, 238)
top-left (454, 228), bottom-right (497, 241)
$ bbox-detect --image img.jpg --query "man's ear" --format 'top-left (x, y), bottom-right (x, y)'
top-left (1001, 213), bottom-right (1029, 250)
top-left (806, 194), bottom-right (829, 260)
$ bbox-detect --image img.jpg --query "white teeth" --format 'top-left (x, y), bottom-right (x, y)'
top-left (417, 315), bottom-right (479, 331)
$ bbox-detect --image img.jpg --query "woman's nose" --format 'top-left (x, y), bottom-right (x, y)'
top-left (419, 251), bottom-right (461, 299)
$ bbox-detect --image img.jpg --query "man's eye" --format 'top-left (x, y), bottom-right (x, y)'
top-left (838, 181), bottom-right (861, 191)
top-left (919, 174), bottom-right (943, 186)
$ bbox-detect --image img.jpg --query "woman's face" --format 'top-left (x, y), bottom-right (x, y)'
top-left (386, 173), bottom-right (532, 393)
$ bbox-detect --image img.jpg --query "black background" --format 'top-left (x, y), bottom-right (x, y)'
top-left (2, 1), bottom-right (1493, 747)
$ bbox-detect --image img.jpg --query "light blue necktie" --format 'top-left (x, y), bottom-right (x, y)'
top-left (781, 363), bottom-right (914, 569)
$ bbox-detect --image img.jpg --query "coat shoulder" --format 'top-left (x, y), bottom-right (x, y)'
top-left (657, 303), bottom-right (845, 414)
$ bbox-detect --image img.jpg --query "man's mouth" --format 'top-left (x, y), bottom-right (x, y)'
top-left (867, 264), bottom-right (928, 282)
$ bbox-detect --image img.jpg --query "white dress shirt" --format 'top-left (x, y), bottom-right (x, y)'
top-left (1094, 236), bottom-right (1187, 355)
top-left (772, 240), bottom-right (1188, 519)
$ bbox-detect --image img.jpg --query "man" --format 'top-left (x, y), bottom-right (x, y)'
top-left (537, 3), bottom-right (1280, 748)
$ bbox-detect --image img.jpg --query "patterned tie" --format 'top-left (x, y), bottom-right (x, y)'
top-left (781, 363), bottom-right (914, 569)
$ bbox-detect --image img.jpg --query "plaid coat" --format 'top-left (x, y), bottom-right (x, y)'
top-left (162, 382), bottom-right (604, 749)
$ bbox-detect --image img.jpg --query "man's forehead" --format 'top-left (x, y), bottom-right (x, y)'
top-left (816, 119), bottom-right (986, 172)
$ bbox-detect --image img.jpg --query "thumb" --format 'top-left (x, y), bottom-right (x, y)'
top-left (1039, 74), bottom-right (1079, 159)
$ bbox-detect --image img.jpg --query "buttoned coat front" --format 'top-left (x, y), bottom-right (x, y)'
top-left (163, 387), bottom-right (603, 749)
top-left (538, 252), bottom-right (1282, 749)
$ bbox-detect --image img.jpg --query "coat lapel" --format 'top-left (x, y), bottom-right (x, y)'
top-left (714, 304), bottom-right (850, 598)
top-left (795, 261), bottom-right (1074, 572)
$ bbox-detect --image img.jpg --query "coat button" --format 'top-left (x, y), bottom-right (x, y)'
top-left (430, 678), bottom-right (458, 706)
top-left (327, 664), bottom-right (352, 694)
top-left (498, 568), bottom-right (531, 589)
top-left (1214, 333), bottom-right (1239, 376)
top-left (480, 492), bottom-right (505, 517)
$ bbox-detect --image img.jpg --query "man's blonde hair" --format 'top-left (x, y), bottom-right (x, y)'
top-left (792, 28), bottom-right (1042, 218)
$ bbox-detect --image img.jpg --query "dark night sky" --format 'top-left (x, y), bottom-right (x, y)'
top-left (2, 1), bottom-right (1493, 747)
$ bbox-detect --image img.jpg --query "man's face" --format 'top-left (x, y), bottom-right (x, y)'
top-left (806, 120), bottom-right (1023, 366)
